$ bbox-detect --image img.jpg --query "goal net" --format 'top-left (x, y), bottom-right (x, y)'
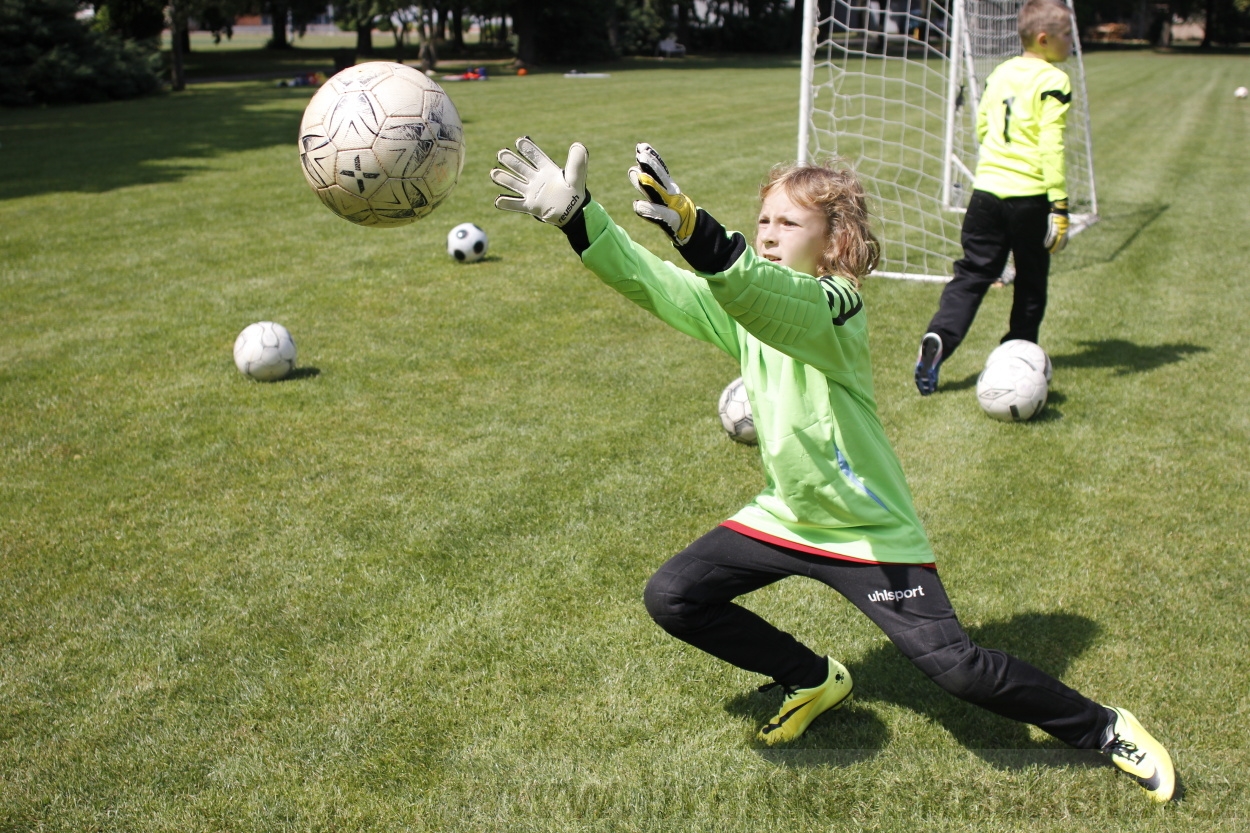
top-left (797, 0), bottom-right (1097, 281)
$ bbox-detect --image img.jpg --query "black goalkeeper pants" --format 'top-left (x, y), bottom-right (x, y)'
top-left (924, 190), bottom-right (1052, 361)
top-left (643, 526), bottom-right (1109, 750)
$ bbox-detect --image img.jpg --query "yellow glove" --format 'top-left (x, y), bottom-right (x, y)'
top-left (1044, 199), bottom-right (1069, 254)
top-left (628, 143), bottom-right (697, 246)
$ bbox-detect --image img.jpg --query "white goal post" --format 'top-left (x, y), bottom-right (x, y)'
top-left (797, 0), bottom-right (1098, 281)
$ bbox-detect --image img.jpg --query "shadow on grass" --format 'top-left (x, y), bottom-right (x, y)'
top-left (728, 611), bottom-right (1110, 770)
top-left (1055, 203), bottom-right (1170, 273)
top-left (279, 366), bottom-right (321, 381)
top-left (1053, 340), bottom-right (1208, 375)
top-left (0, 83), bottom-right (308, 201)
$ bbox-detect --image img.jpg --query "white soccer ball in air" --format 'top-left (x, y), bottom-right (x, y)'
top-left (234, 321), bottom-right (297, 381)
top-left (985, 339), bottom-right (1052, 383)
top-left (976, 356), bottom-right (1047, 422)
top-left (447, 222), bottom-right (488, 262)
top-left (718, 377), bottom-right (757, 444)
top-left (298, 62), bottom-right (465, 227)
top-left (1235, 86), bottom-right (1248, 99)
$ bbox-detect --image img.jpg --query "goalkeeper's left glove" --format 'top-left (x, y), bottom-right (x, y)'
top-left (1044, 199), bottom-right (1069, 254)
top-left (491, 137), bottom-right (588, 228)
top-left (629, 143), bottom-right (697, 246)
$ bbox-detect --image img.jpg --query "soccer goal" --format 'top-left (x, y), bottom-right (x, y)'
top-left (797, 0), bottom-right (1098, 281)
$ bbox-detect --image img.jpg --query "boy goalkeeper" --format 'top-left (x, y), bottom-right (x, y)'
top-left (915, 0), bottom-right (1075, 395)
top-left (490, 137), bottom-right (1175, 803)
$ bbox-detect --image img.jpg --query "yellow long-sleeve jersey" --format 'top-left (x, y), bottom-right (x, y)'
top-left (973, 55), bottom-right (1072, 203)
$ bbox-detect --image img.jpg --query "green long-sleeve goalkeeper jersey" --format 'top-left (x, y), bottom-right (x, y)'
top-left (974, 55), bottom-right (1072, 202)
top-left (578, 201), bottom-right (935, 565)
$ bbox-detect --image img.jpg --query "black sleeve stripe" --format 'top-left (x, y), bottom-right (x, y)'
top-left (1041, 89), bottom-right (1072, 104)
top-left (818, 277), bottom-right (864, 326)
top-left (679, 208), bottom-right (747, 274)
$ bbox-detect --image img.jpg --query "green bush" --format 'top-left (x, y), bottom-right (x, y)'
top-left (0, 0), bottom-right (162, 106)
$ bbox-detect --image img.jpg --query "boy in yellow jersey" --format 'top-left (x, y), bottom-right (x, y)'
top-left (915, 0), bottom-right (1075, 395)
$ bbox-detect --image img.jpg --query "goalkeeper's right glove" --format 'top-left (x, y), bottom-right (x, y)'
top-left (491, 137), bottom-right (589, 228)
top-left (629, 143), bottom-right (697, 246)
top-left (1044, 199), bottom-right (1069, 254)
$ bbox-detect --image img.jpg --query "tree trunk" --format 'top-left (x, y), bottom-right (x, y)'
top-left (356, 20), bottom-right (373, 54)
top-left (269, 3), bottom-right (290, 49)
top-left (676, 0), bottom-right (690, 45)
top-left (452, 5), bottom-right (463, 50)
top-left (512, 0), bottom-right (538, 65)
top-left (169, 0), bottom-right (186, 92)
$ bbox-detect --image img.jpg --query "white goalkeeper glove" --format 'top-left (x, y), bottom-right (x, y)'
top-left (1044, 199), bottom-right (1069, 254)
top-left (491, 137), bottom-right (589, 227)
top-left (629, 143), bottom-right (697, 246)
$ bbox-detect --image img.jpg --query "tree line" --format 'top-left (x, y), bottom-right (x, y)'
top-left (2, 0), bottom-right (1247, 106)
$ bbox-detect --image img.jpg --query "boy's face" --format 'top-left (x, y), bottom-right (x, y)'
top-left (756, 189), bottom-right (829, 277)
top-left (1033, 26), bottom-right (1074, 62)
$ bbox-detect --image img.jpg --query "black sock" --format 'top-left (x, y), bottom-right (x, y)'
top-left (798, 657), bottom-right (830, 689)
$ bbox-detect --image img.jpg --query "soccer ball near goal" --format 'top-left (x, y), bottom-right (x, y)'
top-left (298, 62), bottom-right (465, 227)
top-left (976, 356), bottom-right (1047, 422)
top-left (234, 321), bottom-right (297, 381)
top-left (985, 339), bottom-right (1052, 383)
top-left (447, 222), bottom-right (488, 262)
top-left (718, 377), bottom-right (757, 445)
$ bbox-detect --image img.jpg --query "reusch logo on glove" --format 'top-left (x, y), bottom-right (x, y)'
top-left (558, 195), bottom-right (581, 225)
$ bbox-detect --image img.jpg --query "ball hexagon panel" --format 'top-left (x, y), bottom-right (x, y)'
top-left (334, 148), bottom-right (388, 201)
top-left (371, 74), bottom-right (428, 116)
top-left (331, 62), bottom-right (394, 93)
top-left (299, 130), bottom-right (338, 189)
top-left (325, 91), bottom-right (384, 151)
top-left (374, 113), bottom-right (437, 178)
top-left (422, 146), bottom-right (464, 199)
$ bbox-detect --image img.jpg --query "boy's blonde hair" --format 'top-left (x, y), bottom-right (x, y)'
top-left (759, 160), bottom-right (880, 287)
top-left (1018, 0), bottom-right (1072, 48)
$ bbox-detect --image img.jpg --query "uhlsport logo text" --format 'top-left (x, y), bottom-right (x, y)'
top-left (867, 586), bottom-right (926, 603)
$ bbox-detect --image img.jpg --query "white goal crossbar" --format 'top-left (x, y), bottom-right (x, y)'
top-left (798, 0), bottom-right (1098, 282)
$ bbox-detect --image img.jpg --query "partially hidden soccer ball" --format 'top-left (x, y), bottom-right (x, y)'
top-left (1235, 86), bottom-right (1248, 99)
top-left (447, 222), bottom-right (488, 262)
top-left (234, 321), bottom-right (297, 381)
top-left (985, 339), bottom-right (1052, 383)
top-left (976, 356), bottom-right (1047, 422)
top-left (298, 62), bottom-right (465, 227)
top-left (718, 377), bottom-right (757, 444)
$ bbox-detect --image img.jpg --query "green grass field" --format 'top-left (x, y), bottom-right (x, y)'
top-left (2, 51), bottom-right (1249, 832)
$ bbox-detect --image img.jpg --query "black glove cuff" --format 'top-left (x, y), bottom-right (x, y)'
top-left (678, 208), bottom-right (747, 274)
top-left (560, 191), bottom-right (592, 255)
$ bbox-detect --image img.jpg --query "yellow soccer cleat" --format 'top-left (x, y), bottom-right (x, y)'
top-left (757, 658), bottom-right (853, 745)
top-left (1101, 707), bottom-right (1176, 803)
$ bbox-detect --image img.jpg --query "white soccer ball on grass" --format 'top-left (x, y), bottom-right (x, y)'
top-left (298, 62), bottom-right (465, 227)
top-left (1235, 86), bottom-right (1248, 99)
top-left (985, 339), bottom-right (1052, 383)
top-left (718, 377), bottom-right (757, 444)
top-left (976, 356), bottom-right (1047, 422)
top-left (447, 222), bottom-right (488, 262)
top-left (234, 322), bottom-right (297, 381)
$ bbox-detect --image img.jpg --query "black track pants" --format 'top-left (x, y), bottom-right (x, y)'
top-left (643, 526), bottom-right (1109, 749)
top-left (925, 190), bottom-right (1051, 360)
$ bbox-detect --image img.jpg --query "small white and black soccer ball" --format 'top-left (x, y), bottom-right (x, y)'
top-left (717, 377), bottom-right (757, 444)
top-left (1235, 86), bottom-right (1248, 99)
top-left (976, 356), bottom-right (1047, 422)
top-left (985, 339), bottom-right (1052, 383)
top-left (447, 222), bottom-right (488, 262)
top-left (233, 321), bottom-right (297, 381)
